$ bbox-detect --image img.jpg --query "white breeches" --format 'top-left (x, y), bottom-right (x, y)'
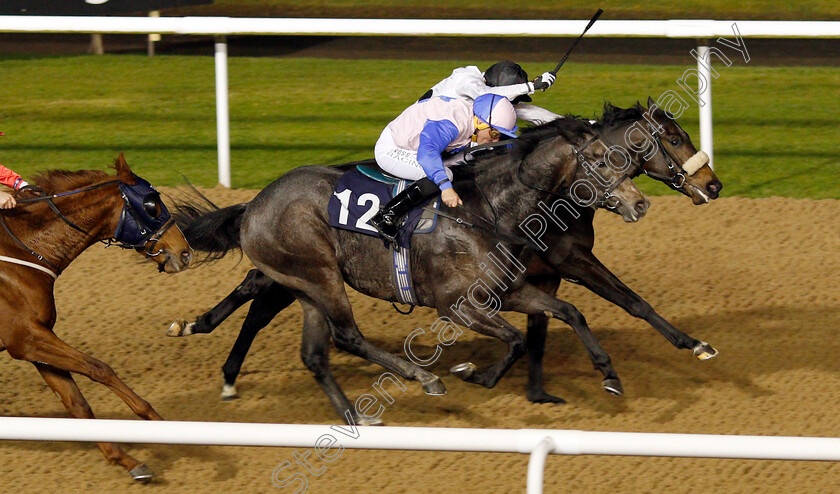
top-left (374, 127), bottom-right (453, 183)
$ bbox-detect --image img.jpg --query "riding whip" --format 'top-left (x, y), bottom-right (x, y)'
top-left (549, 8), bottom-right (604, 76)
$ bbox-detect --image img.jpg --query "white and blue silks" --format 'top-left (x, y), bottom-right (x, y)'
top-left (417, 119), bottom-right (461, 190)
top-left (375, 97), bottom-right (476, 191)
top-left (428, 65), bottom-right (561, 126)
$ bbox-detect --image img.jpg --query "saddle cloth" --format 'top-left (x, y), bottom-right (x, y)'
top-left (327, 167), bottom-right (441, 307)
top-left (327, 167), bottom-right (440, 249)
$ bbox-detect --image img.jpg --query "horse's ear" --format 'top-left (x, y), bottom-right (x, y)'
top-left (647, 96), bottom-right (656, 109)
top-left (115, 153), bottom-right (128, 173)
top-left (114, 153), bottom-right (137, 183)
top-left (635, 101), bottom-right (645, 112)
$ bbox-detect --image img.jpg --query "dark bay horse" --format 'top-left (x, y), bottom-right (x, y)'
top-left (521, 97), bottom-right (722, 402)
top-left (170, 98), bottom-right (722, 404)
top-left (173, 119), bottom-right (649, 424)
top-left (0, 154), bottom-right (192, 482)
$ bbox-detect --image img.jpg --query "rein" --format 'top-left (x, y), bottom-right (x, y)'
top-left (16, 179), bottom-right (122, 205)
top-left (16, 179), bottom-right (123, 236)
top-left (437, 132), bottom-right (623, 248)
top-left (437, 141), bottom-right (552, 250)
top-left (0, 179), bottom-right (123, 277)
top-left (0, 214), bottom-right (59, 272)
top-left (515, 133), bottom-right (628, 210)
top-left (424, 205), bottom-right (541, 250)
top-left (0, 177), bottom-right (170, 278)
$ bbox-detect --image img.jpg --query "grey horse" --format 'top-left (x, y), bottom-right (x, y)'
top-left (171, 99), bottom-right (721, 405)
top-left (173, 117), bottom-right (648, 424)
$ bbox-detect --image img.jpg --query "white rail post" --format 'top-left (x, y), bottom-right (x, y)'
top-left (527, 436), bottom-right (556, 494)
top-left (215, 35), bottom-right (231, 187)
top-left (697, 43), bottom-right (714, 169)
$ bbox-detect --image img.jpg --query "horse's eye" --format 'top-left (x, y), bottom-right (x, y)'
top-left (670, 138), bottom-right (680, 146)
top-left (596, 161), bottom-right (607, 168)
top-left (143, 194), bottom-right (161, 218)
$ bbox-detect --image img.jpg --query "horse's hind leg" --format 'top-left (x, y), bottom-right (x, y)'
top-left (505, 284), bottom-right (622, 397)
top-left (298, 299), bottom-right (382, 426)
top-left (168, 269), bottom-right (275, 337)
top-left (220, 282), bottom-right (296, 400)
top-left (8, 325), bottom-right (164, 421)
top-left (439, 306), bottom-right (526, 389)
top-left (287, 277), bottom-right (445, 396)
top-left (245, 225), bottom-right (444, 397)
top-left (325, 298), bottom-right (447, 396)
top-left (33, 363), bottom-right (153, 482)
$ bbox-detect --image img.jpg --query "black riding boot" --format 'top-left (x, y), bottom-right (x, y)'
top-left (370, 177), bottom-right (439, 245)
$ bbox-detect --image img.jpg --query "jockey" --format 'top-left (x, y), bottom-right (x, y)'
top-left (0, 132), bottom-right (31, 209)
top-left (370, 93), bottom-right (518, 244)
top-left (419, 60), bottom-right (562, 126)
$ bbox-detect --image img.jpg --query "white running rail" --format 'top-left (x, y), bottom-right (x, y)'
top-left (2, 417), bottom-right (840, 493)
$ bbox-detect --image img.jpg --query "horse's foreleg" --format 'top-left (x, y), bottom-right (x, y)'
top-left (33, 363), bottom-right (154, 483)
top-left (8, 326), bottom-right (163, 421)
top-left (220, 283), bottom-right (296, 400)
top-left (168, 269), bottom-right (273, 337)
top-left (561, 248), bottom-right (717, 359)
top-left (504, 284), bottom-right (622, 397)
top-left (524, 278), bottom-right (564, 404)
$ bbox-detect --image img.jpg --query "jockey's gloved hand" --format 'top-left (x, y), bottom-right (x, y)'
top-left (531, 72), bottom-right (556, 91)
top-left (19, 184), bottom-right (44, 197)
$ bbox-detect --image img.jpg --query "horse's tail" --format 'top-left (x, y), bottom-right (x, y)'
top-left (171, 186), bottom-right (246, 264)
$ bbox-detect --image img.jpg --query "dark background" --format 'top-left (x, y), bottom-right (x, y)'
top-left (0, 0), bottom-right (211, 16)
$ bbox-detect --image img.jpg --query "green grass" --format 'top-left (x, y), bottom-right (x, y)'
top-left (171, 0), bottom-right (840, 21)
top-left (0, 54), bottom-right (838, 198)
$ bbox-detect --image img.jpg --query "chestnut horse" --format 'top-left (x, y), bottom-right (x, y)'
top-left (0, 154), bottom-right (192, 482)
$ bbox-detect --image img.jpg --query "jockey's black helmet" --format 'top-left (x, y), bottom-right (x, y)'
top-left (484, 61), bottom-right (532, 103)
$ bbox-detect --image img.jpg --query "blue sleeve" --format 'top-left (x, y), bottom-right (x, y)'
top-left (418, 119), bottom-right (459, 191)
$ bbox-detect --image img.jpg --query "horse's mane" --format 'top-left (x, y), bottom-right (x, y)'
top-left (596, 102), bottom-right (643, 128)
top-left (519, 116), bottom-right (596, 145)
top-left (28, 169), bottom-right (111, 195)
top-left (594, 101), bottom-right (675, 130)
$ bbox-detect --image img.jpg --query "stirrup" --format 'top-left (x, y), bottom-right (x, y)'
top-left (370, 212), bottom-right (400, 246)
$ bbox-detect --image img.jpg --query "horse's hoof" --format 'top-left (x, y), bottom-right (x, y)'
top-left (129, 464), bottom-right (154, 483)
top-left (450, 362), bottom-right (476, 380)
top-left (166, 319), bottom-right (193, 337)
top-left (357, 416), bottom-right (385, 426)
top-left (693, 341), bottom-right (718, 360)
top-left (221, 384), bottom-right (238, 401)
top-left (421, 376), bottom-right (447, 396)
top-left (602, 378), bottom-right (624, 396)
top-left (528, 391), bottom-right (567, 404)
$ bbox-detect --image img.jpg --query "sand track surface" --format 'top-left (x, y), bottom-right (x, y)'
top-left (2, 188), bottom-right (839, 493)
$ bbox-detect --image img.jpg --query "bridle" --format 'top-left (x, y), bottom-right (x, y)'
top-left (113, 181), bottom-right (176, 257)
top-left (0, 177), bottom-right (174, 277)
top-left (638, 118), bottom-right (691, 190)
